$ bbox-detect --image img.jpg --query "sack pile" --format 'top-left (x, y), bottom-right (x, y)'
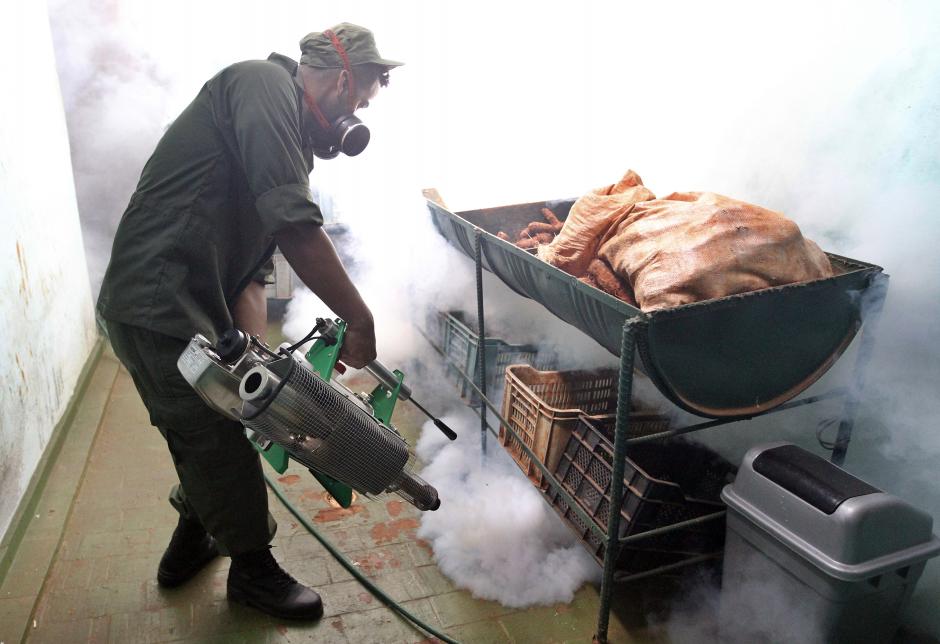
top-left (537, 170), bottom-right (833, 310)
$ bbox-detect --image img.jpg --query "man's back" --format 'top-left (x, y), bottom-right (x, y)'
top-left (97, 55), bottom-right (321, 342)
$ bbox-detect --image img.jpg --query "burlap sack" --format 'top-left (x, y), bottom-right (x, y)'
top-left (597, 191), bottom-right (833, 310)
top-left (537, 169), bottom-right (655, 277)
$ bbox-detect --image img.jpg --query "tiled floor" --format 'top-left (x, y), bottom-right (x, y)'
top-left (0, 343), bottom-right (675, 644)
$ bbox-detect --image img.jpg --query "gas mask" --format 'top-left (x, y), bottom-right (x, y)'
top-left (311, 113), bottom-right (370, 160)
top-left (303, 29), bottom-right (372, 160)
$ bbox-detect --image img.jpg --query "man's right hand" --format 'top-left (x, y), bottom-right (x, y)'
top-left (275, 223), bottom-right (379, 368)
top-left (339, 319), bottom-right (377, 369)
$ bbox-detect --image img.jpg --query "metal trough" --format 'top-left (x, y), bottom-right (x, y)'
top-left (426, 194), bottom-right (885, 419)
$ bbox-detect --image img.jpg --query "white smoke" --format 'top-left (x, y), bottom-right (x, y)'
top-left (276, 194), bottom-right (613, 606)
top-left (50, 0), bottom-right (940, 636)
top-left (414, 406), bottom-right (601, 607)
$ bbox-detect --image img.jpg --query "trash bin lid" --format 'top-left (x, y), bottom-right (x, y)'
top-left (722, 442), bottom-right (940, 580)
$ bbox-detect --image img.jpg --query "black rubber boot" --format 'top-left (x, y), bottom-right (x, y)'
top-left (227, 547), bottom-right (324, 620)
top-left (157, 515), bottom-right (220, 588)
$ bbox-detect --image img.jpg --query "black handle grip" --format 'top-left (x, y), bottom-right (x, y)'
top-left (434, 419), bottom-right (457, 441)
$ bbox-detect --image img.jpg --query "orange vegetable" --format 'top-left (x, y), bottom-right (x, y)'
top-left (541, 207), bottom-right (562, 229)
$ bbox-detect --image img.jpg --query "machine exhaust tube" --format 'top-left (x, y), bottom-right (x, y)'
top-left (395, 471), bottom-right (441, 511)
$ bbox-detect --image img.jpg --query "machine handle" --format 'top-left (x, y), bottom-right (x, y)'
top-left (433, 418), bottom-right (458, 441)
top-left (366, 359), bottom-right (456, 442)
top-left (366, 360), bottom-right (413, 400)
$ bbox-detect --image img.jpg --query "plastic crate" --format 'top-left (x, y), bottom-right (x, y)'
top-left (422, 306), bottom-right (447, 349)
top-left (440, 311), bottom-right (550, 405)
top-left (497, 366), bottom-right (670, 487)
top-left (546, 415), bottom-right (735, 575)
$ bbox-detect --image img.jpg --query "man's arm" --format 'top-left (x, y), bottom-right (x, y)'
top-left (275, 222), bottom-right (377, 368)
top-left (220, 65), bottom-right (373, 364)
top-left (232, 281), bottom-right (268, 341)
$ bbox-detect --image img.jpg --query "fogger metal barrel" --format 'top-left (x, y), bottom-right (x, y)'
top-left (178, 333), bottom-right (440, 512)
top-left (239, 358), bottom-right (440, 511)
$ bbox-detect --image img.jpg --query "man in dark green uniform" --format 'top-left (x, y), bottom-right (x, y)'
top-left (97, 23), bottom-right (401, 620)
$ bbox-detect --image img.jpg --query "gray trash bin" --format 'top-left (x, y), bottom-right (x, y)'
top-left (720, 442), bottom-right (940, 643)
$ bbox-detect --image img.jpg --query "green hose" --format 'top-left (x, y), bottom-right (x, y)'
top-left (264, 472), bottom-right (460, 644)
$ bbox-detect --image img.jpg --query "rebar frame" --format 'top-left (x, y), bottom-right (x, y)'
top-left (475, 230), bottom-right (488, 457)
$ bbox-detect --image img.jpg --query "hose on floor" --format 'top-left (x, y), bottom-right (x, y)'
top-left (264, 472), bottom-right (460, 644)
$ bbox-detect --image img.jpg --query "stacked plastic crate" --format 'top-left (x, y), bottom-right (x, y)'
top-left (436, 311), bottom-right (554, 405)
top-left (497, 364), bottom-right (734, 576)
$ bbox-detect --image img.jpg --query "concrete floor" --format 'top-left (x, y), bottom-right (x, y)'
top-left (0, 340), bottom-right (677, 644)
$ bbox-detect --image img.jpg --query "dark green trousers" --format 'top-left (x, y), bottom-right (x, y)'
top-left (106, 320), bottom-right (276, 556)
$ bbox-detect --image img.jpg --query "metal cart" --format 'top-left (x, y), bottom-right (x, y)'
top-left (424, 189), bottom-right (888, 643)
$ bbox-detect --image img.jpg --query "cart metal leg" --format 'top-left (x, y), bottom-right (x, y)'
top-left (474, 229), bottom-right (488, 457)
top-left (594, 319), bottom-right (640, 644)
top-left (831, 274), bottom-right (889, 465)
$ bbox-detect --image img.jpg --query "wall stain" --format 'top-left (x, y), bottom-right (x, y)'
top-left (53, 365), bottom-right (64, 399)
top-left (14, 354), bottom-right (27, 383)
top-left (15, 240), bottom-right (30, 305)
top-left (0, 437), bottom-right (25, 538)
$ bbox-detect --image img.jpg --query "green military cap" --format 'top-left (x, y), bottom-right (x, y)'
top-left (299, 23), bottom-right (404, 69)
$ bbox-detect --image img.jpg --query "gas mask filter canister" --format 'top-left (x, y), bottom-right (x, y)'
top-left (311, 113), bottom-right (371, 160)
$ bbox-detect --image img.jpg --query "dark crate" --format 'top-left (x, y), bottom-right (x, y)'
top-left (546, 415), bottom-right (735, 575)
top-left (422, 306), bottom-right (446, 349)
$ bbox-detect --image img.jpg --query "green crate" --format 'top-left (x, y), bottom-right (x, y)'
top-left (440, 311), bottom-right (550, 405)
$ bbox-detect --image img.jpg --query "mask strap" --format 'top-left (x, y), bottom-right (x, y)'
top-left (298, 68), bottom-right (332, 130)
top-left (324, 29), bottom-right (357, 113)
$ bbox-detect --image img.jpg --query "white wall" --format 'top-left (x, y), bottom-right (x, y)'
top-left (0, 2), bottom-right (97, 540)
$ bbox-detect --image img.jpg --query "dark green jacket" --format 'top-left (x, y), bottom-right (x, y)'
top-left (98, 53), bottom-right (322, 342)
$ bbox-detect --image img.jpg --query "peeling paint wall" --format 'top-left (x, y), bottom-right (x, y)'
top-left (0, 2), bottom-right (97, 540)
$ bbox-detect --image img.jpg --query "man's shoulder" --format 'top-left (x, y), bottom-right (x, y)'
top-left (219, 58), bottom-right (295, 86)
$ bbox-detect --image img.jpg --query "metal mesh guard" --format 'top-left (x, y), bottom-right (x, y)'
top-left (244, 363), bottom-right (409, 495)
